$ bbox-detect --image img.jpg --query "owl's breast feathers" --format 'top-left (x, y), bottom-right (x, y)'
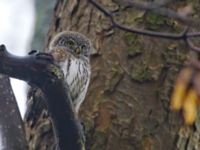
top-left (49, 46), bottom-right (90, 112)
top-left (59, 55), bottom-right (90, 112)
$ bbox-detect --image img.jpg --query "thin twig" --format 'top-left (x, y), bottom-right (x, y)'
top-left (186, 39), bottom-right (200, 52)
top-left (88, 0), bottom-right (200, 52)
top-left (114, 0), bottom-right (199, 26)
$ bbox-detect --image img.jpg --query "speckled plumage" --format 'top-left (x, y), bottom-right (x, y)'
top-left (24, 31), bottom-right (91, 150)
top-left (49, 31), bottom-right (91, 112)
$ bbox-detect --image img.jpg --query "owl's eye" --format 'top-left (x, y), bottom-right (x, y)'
top-left (67, 39), bottom-right (75, 47)
top-left (58, 39), bottom-right (66, 46)
top-left (81, 44), bottom-right (87, 50)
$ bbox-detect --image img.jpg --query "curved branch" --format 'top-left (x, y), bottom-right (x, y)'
top-left (186, 38), bottom-right (200, 52)
top-left (89, 0), bottom-right (200, 52)
top-left (120, 0), bottom-right (173, 9)
top-left (89, 0), bottom-right (200, 38)
top-left (0, 45), bottom-right (85, 150)
top-left (123, 0), bottom-right (198, 26)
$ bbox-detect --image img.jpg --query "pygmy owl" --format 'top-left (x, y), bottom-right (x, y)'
top-left (24, 31), bottom-right (91, 149)
top-left (49, 31), bottom-right (91, 112)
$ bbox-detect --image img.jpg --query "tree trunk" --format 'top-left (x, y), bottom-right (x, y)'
top-left (27, 0), bottom-right (200, 149)
top-left (0, 75), bottom-right (27, 150)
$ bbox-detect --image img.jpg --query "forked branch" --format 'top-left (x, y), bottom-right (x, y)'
top-left (0, 45), bottom-right (85, 150)
top-left (88, 0), bottom-right (200, 52)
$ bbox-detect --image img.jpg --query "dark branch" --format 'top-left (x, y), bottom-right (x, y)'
top-left (0, 45), bottom-right (85, 150)
top-left (0, 76), bottom-right (28, 149)
top-left (88, 0), bottom-right (200, 52)
top-left (113, 0), bottom-right (199, 27)
top-left (186, 38), bottom-right (200, 52)
top-left (113, 0), bottom-right (173, 9)
top-left (89, 0), bottom-right (199, 38)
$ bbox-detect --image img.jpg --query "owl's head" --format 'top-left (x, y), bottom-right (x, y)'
top-left (49, 31), bottom-right (91, 59)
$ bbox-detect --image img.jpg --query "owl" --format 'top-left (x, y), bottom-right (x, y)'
top-left (24, 31), bottom-right (91, 150)
top-left (49, 31), bottom-right (91, 112)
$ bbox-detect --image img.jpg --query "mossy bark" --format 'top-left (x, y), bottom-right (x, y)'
top-left (29, 0), bottom-right (200, 149)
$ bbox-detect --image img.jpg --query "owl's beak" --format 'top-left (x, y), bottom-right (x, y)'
top-left (75, 48), bottom-right (81, 54)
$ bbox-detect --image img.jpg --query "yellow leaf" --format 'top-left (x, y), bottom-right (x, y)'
top-left (171, 68), bottom-right (193, 111)
top-left (182, 89), bottom-right (198, 125)
top-left (171, 83), bottom-right (186, 111)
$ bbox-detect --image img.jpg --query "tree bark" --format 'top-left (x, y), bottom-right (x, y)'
top-left (27, 0), bottom-right (200, 149)
top-left (0, 75), bottom-right (27, 150)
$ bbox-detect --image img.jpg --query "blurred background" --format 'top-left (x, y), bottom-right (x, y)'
top-left (0, 0), bottom-right (56, 148)
top-left (0, 0), bottom-right (56, 118)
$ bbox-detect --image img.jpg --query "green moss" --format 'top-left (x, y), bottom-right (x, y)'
top-left (124, 33), bottom-right (138, 45)
top-left (126, 45), bottom-right (142, 57)
top-left (145, 12), bottom-right (167, 30)
top-left (91, 131), bottom-right (107, 150)
top-left (83, 120), bottom-right (94, 134)
top-left (146, 12), bottom-right (165, 24)
top-left (145, 11), bottom-right (180, 32)
top-left (162, 44), bottom-right (187, 65)
top-left (124, 33), bottom-right (143, 57)
top-left (131, 65), bottom-right (153, 82)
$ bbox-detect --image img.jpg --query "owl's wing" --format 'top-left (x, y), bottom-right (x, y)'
top-left (24, 87), bottom-right (56, 150)
top-left (73, 75), bottom-right (90, 113)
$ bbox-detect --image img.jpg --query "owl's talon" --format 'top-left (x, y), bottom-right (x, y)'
top-left (35, 53), bottom-right (54, 62)
top-left (29, 50), bottom-right (54, 63)
top-left (28, 50), bottom-right (39, 55)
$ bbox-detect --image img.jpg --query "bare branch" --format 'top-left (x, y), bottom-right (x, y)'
top-left (186, 39), bottom-right (200, 52)
top-left (114, 0), bottom-right (199, 26)
top-left (0, 45), bottom-right (85, 150)
top-left (113, 0), bottom-right (173, 9)
top-left (89, 0), bottom-right (200, 52)
top-left (88, 0), bottom-right (198, 39)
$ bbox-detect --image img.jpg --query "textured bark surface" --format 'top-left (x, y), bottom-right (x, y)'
top-left (26, 0), bottom-right (200, 149)
top-left (0, 75), bottom-right (27, 150)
